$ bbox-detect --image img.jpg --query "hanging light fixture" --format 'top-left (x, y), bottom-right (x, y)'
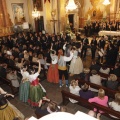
top-left (32, 6), bottom-right (40, 19)
top-left (102, 0), bottom-right (110, 6)
top-left (66, 0), bottom-right (77, 11)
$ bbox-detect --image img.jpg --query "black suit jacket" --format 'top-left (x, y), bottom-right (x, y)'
top-left (91, 39), bottom-right (97, 50)
top-left (98, 40), bottom-right (105, 49)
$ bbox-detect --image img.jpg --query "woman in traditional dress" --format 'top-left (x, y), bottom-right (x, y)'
top-left (69, 47), bottom-right (83, 76)
top-left (0, 87), bottom-right (24, 120)
top-left (47, 50), bottom-right (59, 83)
top-left (19, 65), bottom-right (30, 103)
top-left (28, 60), bottom-right (46, 107)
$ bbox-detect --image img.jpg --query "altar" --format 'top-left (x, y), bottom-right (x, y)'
top-left (99, 31), bottom-right (120, 36)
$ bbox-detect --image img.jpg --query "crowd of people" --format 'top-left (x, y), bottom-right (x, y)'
top-left (0, 29), bottom-right (120, 120)
top-left (84, 20), bottom-right (120, 36)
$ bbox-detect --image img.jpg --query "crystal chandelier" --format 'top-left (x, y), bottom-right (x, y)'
top-left (66, 0), bottom-right (77, 11)
top-left (32, 6), bottom-right (40, 19)
top-left (102, 0), bottom-right (110, 5)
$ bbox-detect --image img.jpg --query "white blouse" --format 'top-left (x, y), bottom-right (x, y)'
top-left (69, 85), bottom-right (81, 103)
top-left (51, 54), bottom-right (58, 64)
top-left (29, 72), bottom-right (39, 82)
top-left (21, 70), bottom-right (29, 80)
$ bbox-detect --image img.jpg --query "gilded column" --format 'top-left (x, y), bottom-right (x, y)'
top-left (79, 0), bottom-right (84, 28)
top-left (1, 0), bottom-right (12, 26)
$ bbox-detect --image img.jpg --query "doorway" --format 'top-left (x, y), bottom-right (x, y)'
top-left (68, 14), bottom-right (74, 30)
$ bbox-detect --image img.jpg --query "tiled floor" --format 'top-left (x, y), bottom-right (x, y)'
top-left (1, 55), bottom-right (113, 120)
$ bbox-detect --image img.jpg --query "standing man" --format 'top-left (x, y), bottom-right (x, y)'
top-left (81, 35), bottom-right (89, 59)
top-left (91, 36), bottom-right (97, 60)
top-left (98, 36), bottom-right (106, 50)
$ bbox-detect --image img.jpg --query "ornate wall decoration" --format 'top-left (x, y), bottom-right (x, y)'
top-left (0, 0), bottom-right (13, 37)
top-left (12, 3), bottom-right (25, 25)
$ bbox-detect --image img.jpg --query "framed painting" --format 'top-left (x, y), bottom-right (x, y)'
top-left (12, 3), bottom-right (25, 25)
top-left (33, 0), bottom-right (43, 11)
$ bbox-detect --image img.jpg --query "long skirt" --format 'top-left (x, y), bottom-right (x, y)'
top-left (19, 81), bottom-right (30, 102)
top-left (0, 102), bottom-right (24, 120)
top-left (28, 84), bottom-right (46, 107)
top-left (47, 64), bottom-right (59, 83)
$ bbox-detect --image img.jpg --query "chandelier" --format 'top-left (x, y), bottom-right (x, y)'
top-left (32, 6), bottom-right (40, 19)
top-left (102, 0), bottom-right (110, 5)
top-left (66, 0), bottom-right (77, 11)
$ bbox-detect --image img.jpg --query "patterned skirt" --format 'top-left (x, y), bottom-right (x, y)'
top-left (19, 81), bottom-right (30, 103)
top-left (47, 64), bottom-right (59, 83)
top-left (28, 84), bottom-right (46, 107)
top-left (0, 102), bottom-right (24, 120)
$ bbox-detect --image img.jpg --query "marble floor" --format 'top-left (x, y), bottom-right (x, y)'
top-left (1, 55), bottom-right (113, 120)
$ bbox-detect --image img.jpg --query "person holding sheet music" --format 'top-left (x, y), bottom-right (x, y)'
top-left (97, 48), bottom-right (104, 64)
top-left (106, 43), bottom-right (116, 66)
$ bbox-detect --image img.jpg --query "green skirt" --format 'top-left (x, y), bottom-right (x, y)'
top-left (28, 84), bottom-right (46, 107)
top-left (19, 81), bottom-right (30, 103)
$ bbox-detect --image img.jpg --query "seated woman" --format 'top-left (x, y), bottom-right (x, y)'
top-left (32, 53), bottom-right (38, 63)
top-left (108, 93), bottom-right (120, 119)
top-left (80, 68), bottom-right (90, 81)
top-left (16, 58), bottom-right (24, 69)
top-left (110, 63), bottom-right (120, 77)
top-left (90, 61), bottom-right (100, 72)
top-left (106, 74), bottom-right (119, 90)
top-left (99, 64), bottom-right (110, 74)
top-left (0, 87), bottom-right (24, 120)
top-left (24, 50), bottom-right (29, 61)
top-left (90, 70), bottom-right (101, 92)
top-left (88, 88), bottom-right (108, 113)
top-left (79, 83), bottom-right (94, 100)
top-left (38, 54), bottom-right (48, 70)
top-left (35, 97), bottom-right (58, 119)
top-left (88, 110), bottom-right (101, 120)
top-left (69, 80), bottom-right (81, 103)
top-left (6, 69), bottom-right (19, 88)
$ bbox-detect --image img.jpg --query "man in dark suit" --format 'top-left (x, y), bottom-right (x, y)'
top-left (98, 36), bottom-right (106, 50)
top-left (91, 36), bottom-right (97, 60)
top-left (81, 35), bottom-right (89, 59)
top-left (113, 36), bottom-right (120, 51)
